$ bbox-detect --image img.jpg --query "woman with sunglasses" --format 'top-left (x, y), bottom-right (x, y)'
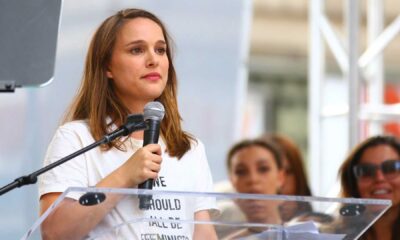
top-left (339, 135), bottom-right (400, 240)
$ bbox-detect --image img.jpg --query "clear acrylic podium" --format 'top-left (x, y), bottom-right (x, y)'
top-left (23, 187), bottom-right (391, 240)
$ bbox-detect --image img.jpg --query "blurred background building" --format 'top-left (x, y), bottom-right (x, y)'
top-left (245, 0), bottom-right (400, 197)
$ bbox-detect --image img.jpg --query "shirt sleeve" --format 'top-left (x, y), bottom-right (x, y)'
top-left (38, 122), bottom-right (89, 200)
top-left (193, 140), bottom-right (220, 218)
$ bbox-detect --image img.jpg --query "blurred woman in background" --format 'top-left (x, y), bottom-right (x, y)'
top-left (339, 135), bottom-right (400, 240)
top-left (225, 138), bottom-right (284, 238)
top-left (261, 133), bottom-right (312, 221)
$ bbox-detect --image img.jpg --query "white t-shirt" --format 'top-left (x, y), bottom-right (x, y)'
top-left (39, 120), bottom-right (217, 239)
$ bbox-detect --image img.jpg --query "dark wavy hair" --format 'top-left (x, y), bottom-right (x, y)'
top-left (339, 135), bottom-right (400, 240)
top-left (261, 133), bottom-right (312, 196)
top-left (339, 135), bottom-right (400, 198)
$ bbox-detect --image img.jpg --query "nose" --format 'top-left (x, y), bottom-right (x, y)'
top-left (373, 169), bottom-right (386, 181)
top-left (247, 171), bottom-right (261, 186)
top-left (145, 51), bottom-right (158, 68)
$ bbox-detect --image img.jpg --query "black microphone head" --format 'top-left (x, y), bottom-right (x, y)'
top-left (144, 101), bottom-right (165, 121)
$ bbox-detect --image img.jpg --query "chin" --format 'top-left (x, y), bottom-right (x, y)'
top-left (150, 88), bottom-right (165, 98)
top-left (143, 92), bottom-right (163, 101)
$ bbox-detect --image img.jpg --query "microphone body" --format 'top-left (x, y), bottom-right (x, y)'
top-left (138, 118), bottom-right (161, 191)
top-left (138, 101), bottom-right (165, 209)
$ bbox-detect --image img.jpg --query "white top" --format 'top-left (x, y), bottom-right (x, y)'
top-left (38, 120), bottom-right (217, 239)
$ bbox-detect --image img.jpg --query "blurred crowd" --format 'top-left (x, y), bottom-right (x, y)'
top-left (216, 133), bottom-right (400, 240)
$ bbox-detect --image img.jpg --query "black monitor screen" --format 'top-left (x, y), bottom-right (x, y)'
top-left (0, 0), bottom-right (62, 91)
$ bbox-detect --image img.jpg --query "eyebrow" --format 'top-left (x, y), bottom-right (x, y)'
top-left (125, 40), bottom-right (166, 47)
top-left (256, 158), bottom-right (271, 164)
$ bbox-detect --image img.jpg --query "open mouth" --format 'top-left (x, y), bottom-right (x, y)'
top-left (371, 188), bottom-right (392, 198)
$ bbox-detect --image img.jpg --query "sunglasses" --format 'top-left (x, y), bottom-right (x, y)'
top-left (353, 159), bottom-right (400, 180)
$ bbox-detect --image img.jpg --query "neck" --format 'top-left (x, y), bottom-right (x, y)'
top-left (122, 99), bottom-right (149, 140)
top-left (130, 131), bottom-right (144, 140)
top-left (248, 207), bottom-right (282, 231)
top-left (127, 102), bottom-right (146, 114)
top-left (123, 96), bottom-right (156, 114)
top-left (371, 205), bottom-right (399, 240)
top-left (247, 214), bottom-right (282, 235)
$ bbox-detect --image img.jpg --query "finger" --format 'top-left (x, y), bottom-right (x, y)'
top-left (144, 144), bottom-right (162, 155)
top-left (142, 156), bottom-right (161, 170)
top-left (148, 161), bottom-right (162, 173)
top-left (150, 154), bottom-right (162, 164)
top-left (143, 157), bottom-right (161, 172)
top-left (144, 168), bottom-right (158, 180)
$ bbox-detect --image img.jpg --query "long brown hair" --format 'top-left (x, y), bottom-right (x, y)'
top-left (338, 135), bottom-right (400, 240)
top-left (64, 8), bottom-right (194, 158)
top-left (261, 133), bottom-right (312, 196)
top-left (339, 135), bottom-right (400, 198)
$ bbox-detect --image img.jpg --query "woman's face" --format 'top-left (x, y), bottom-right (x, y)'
top-left (357, 145), bottom-right (400, 206)
top-left (229, 145), bottom-right (284, 222)
top-left (229, 145), bottom-right (284, 195)
top-left (106, 17), bottom-right (169, 109)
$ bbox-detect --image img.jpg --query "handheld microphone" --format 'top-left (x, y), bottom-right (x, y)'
top-left (138, 101), bottom-right (165, 209)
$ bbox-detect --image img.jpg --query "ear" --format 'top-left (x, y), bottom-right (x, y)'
top-left (277, 169), bottom-right (286, 191)
top-left (228, 173), bottom-right (237, 191)
top-left (106, 69), bottom-right (113, 79)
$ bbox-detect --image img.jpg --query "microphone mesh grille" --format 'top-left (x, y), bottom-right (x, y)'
top-left (143, 101), bottom-right (165, 121)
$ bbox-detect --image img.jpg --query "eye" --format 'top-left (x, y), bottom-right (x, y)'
top-left (285, 168), bottom-right (293, 175)
top-left (353, 164), bottom-right (377, 178)
top-left (234, 168), bottom-right (248, 177)
top-left (130, 47), bottom-right (143, 54)
top-left (382, 160), bottom-right (400, 174)
top-left (258, 165), bottom-right (270, 173)
top-left (155, 47), bottom-right (166, 55)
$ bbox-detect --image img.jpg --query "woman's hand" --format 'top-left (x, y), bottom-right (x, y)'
top-left (117, 143), bottom-right (163, 187)
top-left (40, 144), bottom-right (163, 240)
